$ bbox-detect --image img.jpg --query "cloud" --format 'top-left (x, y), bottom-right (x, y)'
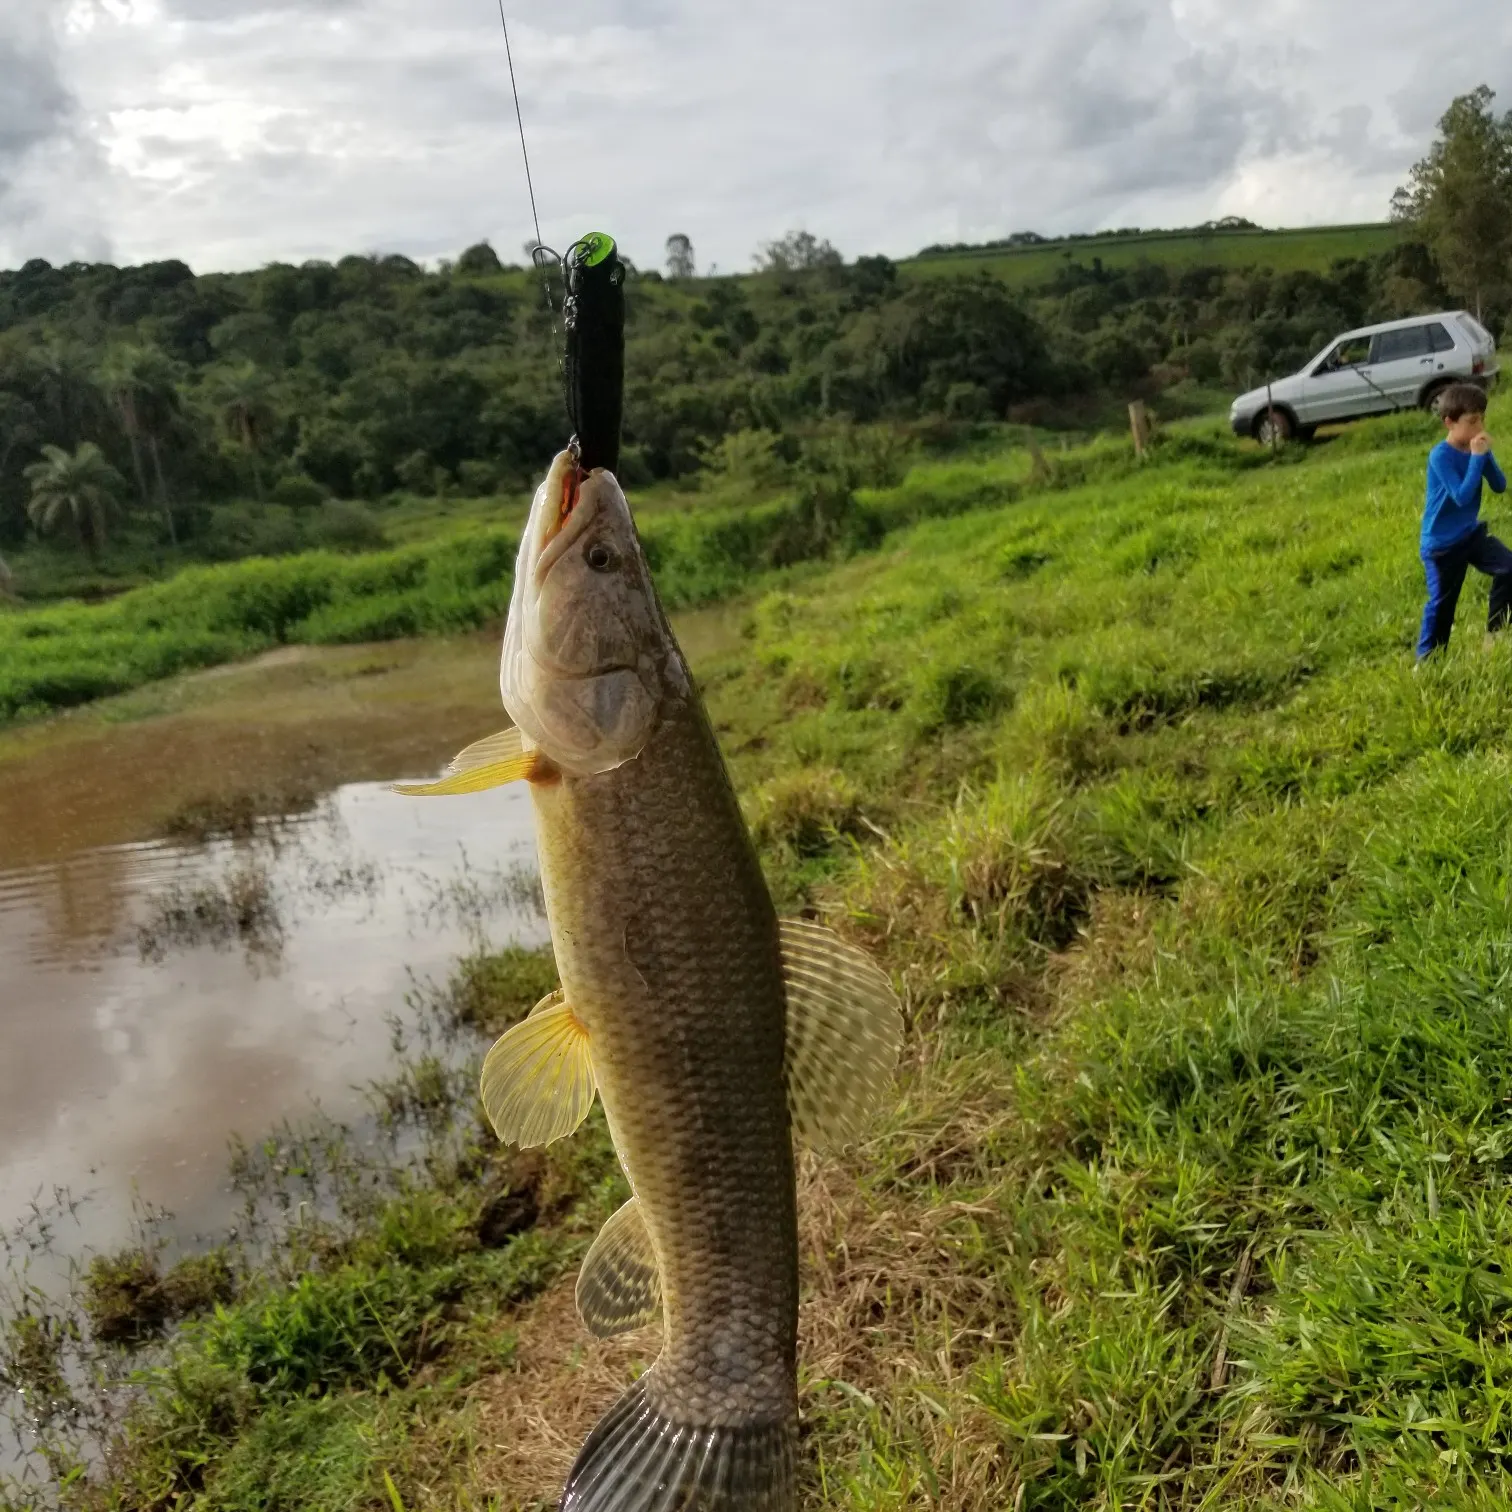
top-left (0, 7), bottom-right (72, 193)
top-left (0, 4), bottom-right (112, 265)
top-left (10, 0), bottom-right (1512, 275)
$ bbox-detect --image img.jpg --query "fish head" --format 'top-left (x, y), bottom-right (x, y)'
top-left (501, 450), bottom-right (687, 775)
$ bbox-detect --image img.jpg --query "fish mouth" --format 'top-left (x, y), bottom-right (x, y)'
top-left (534, 458), bottom-right (598, 586)
top-left (540, 459), bottom-right (585, 550)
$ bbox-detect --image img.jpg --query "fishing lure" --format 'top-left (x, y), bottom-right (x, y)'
top-left (561, 232), bottom-right (626, 475)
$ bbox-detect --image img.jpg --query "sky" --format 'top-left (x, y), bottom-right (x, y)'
top-left (1, 0), bottom-right (1511, 276)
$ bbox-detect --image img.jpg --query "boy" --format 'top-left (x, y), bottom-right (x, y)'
top-left (1417, 384), bottom-right (1510, 660)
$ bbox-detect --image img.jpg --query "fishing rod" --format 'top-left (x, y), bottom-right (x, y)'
top-left (496, 10), bottom-right (626, 475)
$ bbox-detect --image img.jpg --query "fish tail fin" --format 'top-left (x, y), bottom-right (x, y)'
top-left (560, 1375), bottom-right (795, 1511)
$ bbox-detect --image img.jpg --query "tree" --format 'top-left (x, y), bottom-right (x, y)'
top-left (24, 443), bottom-right (124, 561)
top-left (99, 344), bottom-right (184, 542)
top-left (755, 229), bottom-right (843, 272)
top-left (457, 241), bottom-right (503, 277)
top-left (853, 275), bottom-right (1055, 415)
top-left (1392, 85), bottom-right (1512, 320)
top-left (30, 340), bottom-right (99, 447)
top-left (0, 391), bottom-right (39, 478)
top-left (665, 233), bottom-right (695, 279)
top-left (204, 361), bottom-right (276, 498)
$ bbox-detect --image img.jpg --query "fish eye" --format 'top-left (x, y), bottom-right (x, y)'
top-left (585, 541), bottom-right (616, 573)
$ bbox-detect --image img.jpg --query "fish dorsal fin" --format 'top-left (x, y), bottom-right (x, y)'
top-left (780, 918), bottom-right (902, 1151)
top-left (576, 1196), bottom-right (661, 1339)
top-left (479, 991), bottom-right (597, 1148)
top-left (393, 727), bottom-right (556, 797)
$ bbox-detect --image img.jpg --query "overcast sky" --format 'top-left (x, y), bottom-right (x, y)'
top-left (2, 0), bottom-right (1511, 276)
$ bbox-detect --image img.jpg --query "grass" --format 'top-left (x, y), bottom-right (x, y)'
top-left (12, 396), bottom-right (1512, 1507)
top-left (0, 426), bottom-right (1153, 725)
top-left (902, 222), bottom-right (1402, 287)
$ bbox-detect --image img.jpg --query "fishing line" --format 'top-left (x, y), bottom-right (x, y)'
top-left (495, 2), bottom-right (558, 316)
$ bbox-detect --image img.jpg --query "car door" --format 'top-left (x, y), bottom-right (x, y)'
top-left (1302, 334), bottom-right (1377, 423)
top-left (1368, 324), bottom-right (1437, 407)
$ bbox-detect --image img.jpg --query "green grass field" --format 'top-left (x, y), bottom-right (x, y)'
top-left (15, 399), bottom-right (1512, 1508)
top-left (0, 433), bottom-right (1137, 725)
top-left (904, 222), bottom-right (1401, 286)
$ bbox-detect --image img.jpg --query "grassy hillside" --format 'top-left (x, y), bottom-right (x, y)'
top-left (0, 431), bottom-right (1129, 724)
top-left (13, 397), bottom-right (1512, 1508)
top-left (906, 222), bottom-right (1402, 286)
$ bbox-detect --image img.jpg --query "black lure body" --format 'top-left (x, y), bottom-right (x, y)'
top-left (561, 232), bottom-right (626, 475)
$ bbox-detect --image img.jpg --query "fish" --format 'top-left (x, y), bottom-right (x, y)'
top-left (399, 449), bottom-right (902, 1511)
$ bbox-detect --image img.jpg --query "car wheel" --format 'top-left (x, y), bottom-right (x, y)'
top-left (1255, 408), bottom-right (1293, 445)
top-left (1423, 381), bottom-right (1452, 415)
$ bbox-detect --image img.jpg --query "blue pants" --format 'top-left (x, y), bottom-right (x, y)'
top-left (1418, 522), bottom-right (1512, 659)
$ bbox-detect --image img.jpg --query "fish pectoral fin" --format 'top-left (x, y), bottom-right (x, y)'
top-left (479, 991), bottom-right (597, 1147)
top-left (780, 918), bottom-right (903, 1152)
top-left (393, 727), bottom-right (557, 796)
top-left (575, 1195), bottom-right (661, 1338)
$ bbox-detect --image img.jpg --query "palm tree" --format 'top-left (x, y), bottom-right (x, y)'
top-left (204, 361), bottom-right (275, 499)
top-left (24, 443), bottom-right (125, 562)
top-left (31, 341), bottom-right (100, 447)
top-left (0, 392), bottom-right (38, 477)
top-left (99, 345), bottom-right (182, 543)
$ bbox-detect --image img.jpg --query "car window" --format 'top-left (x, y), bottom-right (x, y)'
top-left (1427, 322), bottom-right (1456, 353)
top-left (1317, 335), bottom-right (1372, 372)
top-left (1372, 326), bottom-right (1433, 362)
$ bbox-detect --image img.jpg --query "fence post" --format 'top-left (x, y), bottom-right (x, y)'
top-left (1128, 400), bottom-right (1151, 458)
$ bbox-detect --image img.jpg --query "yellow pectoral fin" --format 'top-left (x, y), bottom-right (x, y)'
top-left (576, 1196), bottom-right (661, 1339)
top-left (393, 727), bottom-right (557, 796)
top-left (480, 991), bottom-right (597, 1147)
top-left (780, 918), bottom-right (903, 1152)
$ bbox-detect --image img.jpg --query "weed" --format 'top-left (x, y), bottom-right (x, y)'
top-left (81, 1249), bottom-right (171, 1345)
top-left (158, 785), bottom-right (319, 843)
top-left (421, 945), bottom-right (558, 1038)
top-left (749, 767), bottom-right (865, 861)
top-left (82, 1246), bottom-right (237, 1346)
top-left (135, 860), bottom-right (284, 965)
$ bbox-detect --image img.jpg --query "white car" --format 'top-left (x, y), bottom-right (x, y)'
top-left (1229, 310), bottom-right (1499, 444)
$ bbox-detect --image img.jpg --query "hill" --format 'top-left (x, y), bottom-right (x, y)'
top-left (904, 220), bottom-right (1401, 285)
top-left (13, 398), bottom-right (1512, 1508)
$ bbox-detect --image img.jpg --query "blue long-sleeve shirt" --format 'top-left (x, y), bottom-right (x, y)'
top-left (1422, 441), bottom-right (1507, 551)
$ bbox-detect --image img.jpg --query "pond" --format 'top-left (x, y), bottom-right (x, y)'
top-left (0, 636), bottom-right (543, 1278)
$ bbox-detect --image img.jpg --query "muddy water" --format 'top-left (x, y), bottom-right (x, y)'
top-left (0, 609), bottom-right (745, 1272)
top-left (0, 635), bottom-right (543, 1266)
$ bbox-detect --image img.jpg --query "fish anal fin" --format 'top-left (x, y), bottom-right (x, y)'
top-left (575, 1196), bottom-right (661, 1339)
top-left (780, 918), bottom-right (902, 1152)
top-left (394, 727), bottom-right (558, 796)
top-left (479, 991), bottom-right (596, 1148)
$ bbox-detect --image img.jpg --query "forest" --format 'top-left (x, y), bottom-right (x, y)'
top-left (0, 226), bottom-right (1463, 582)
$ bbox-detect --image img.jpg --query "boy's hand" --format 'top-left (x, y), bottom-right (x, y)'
top-left (1473, 433), bottom-right (1494, 456)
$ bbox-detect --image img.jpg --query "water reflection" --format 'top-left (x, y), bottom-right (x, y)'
top-left (0, 777), bottom-right (543, 1259)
